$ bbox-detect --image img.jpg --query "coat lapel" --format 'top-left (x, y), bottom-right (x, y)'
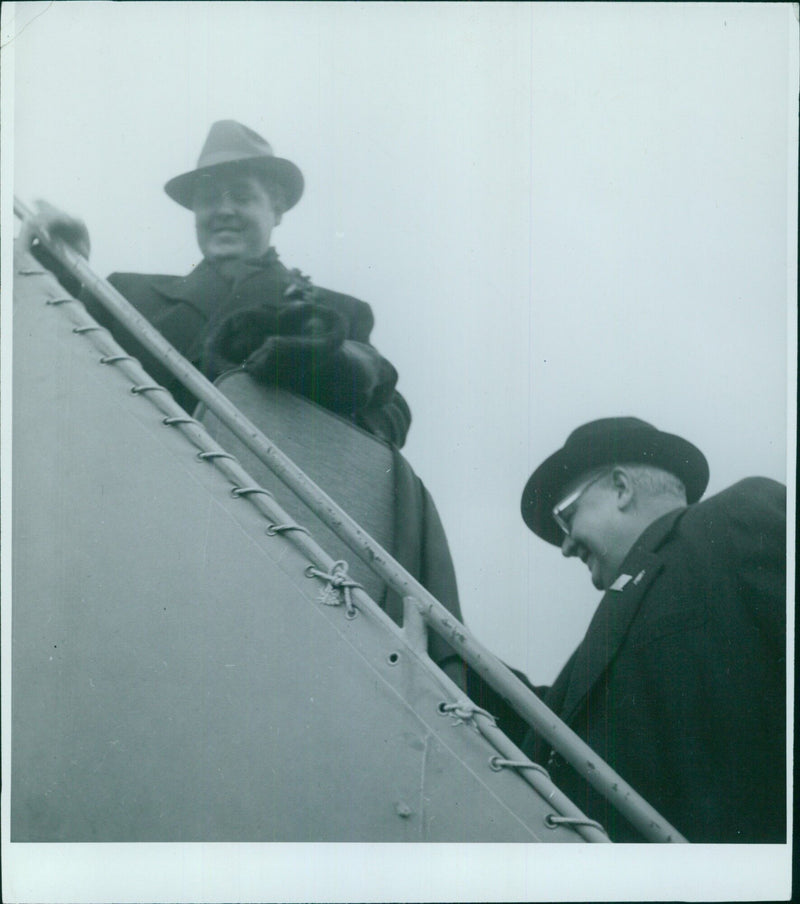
top-left (557, 507), bottom-right (685, 724)
top-left (150, 260), bottom-right (229, 321)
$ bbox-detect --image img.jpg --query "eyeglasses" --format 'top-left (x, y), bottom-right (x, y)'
top-left (552, 470), bottom-right (608, 536)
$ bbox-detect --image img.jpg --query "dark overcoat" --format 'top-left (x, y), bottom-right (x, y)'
top-left (80, 252), bottom-right (411, 447)
top-left (521, 477), bottom-right (786, 842)
top-left (77, 254), bottom-right (462, 669)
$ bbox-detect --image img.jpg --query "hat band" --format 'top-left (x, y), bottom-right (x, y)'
top-left (196, 150), bottom-right (275, 168)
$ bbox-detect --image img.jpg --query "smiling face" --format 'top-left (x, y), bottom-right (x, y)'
top-left (193, 168), bottom-right (281, 263)
top-left (555, 470), bottom-right (632, 590)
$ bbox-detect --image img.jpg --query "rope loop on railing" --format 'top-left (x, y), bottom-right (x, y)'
top-left (545, 813), bottom-right (608, 835)
top-left (196, 450), bottom-right (238, 463)
top-left (230, 486), bottom-right (274, 500)
top-left (162, 415), bottom-right (201, 427)
top-left (305, 559), bottom-right (362, 618)
top-left (73, 325), bottom-right (109, 335)
top-left (488, 756), bottom-right (551, 779)
top-left (266, 523), bottom-right (311, 538)
top-left (100, 354), bottom-right (135, 365)
top-left (438, 701), bottom-right (498, 728)
top-left (130, 384), bottom-right (169, 396)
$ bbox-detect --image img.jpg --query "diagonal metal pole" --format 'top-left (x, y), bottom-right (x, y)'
top-left (14, 196), bottom-right (688, 843)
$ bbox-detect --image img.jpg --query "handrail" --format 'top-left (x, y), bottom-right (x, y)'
top-left (13, 196), bottom-right (688, 842)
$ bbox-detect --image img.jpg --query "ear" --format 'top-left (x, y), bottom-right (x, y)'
top-left (610, 466), bottom-right (635, 511)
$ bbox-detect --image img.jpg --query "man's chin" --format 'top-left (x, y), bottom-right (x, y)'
top-left (589, 561), bottom-right (606, 590)
top-left (207, 245), bottom-right (244, 260)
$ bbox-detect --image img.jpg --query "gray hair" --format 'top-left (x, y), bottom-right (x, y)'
top-left (617, 463), bottom-right (687, 503)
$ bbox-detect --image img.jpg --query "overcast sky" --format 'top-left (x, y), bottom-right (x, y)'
top-left (9, 0), bottom-right (794, 687)
top-left (3, 2), bottom-right (796, 898)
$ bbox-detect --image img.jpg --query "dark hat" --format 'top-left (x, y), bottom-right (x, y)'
top-left (521, 417), bottom-right (709, 545)
top-left (164, 120), bottom-right (304, 211)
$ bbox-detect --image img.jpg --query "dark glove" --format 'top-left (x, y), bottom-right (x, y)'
top-left (204, 300), bottom-right (399, 423)
top-left (24, 200), bottom-right (91, 296)
top-left (202, 301), bottom-right (345, 387)
top-left (243, 302), bottom-right (347, 398)
top-left (249, 323), bottom-right (399, 421)
top-left (22, 199), bottom-right (91, 259)
top-left (319, 340), bottom-right (399, 415)
top-left (201, 307), bottom-right (282, 378)
top-left (355, 388), bottom-right (410, 446)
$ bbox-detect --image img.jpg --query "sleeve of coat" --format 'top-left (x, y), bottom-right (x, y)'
top-left (339, 295), bottom-right (413, 449)
top-left (356, 390), bottom-right (412, 450)
top-left (720, 477), bottom-right (786, 654)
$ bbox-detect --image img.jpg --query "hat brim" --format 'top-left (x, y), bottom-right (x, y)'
top-left (521, 428), bottom-right (709, 546)
top-left (164, 156), bottom-right (304, 211)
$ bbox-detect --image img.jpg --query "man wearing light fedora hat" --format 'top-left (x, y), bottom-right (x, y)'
top-left (25, 120), bottom-right (466, 674)
top-left (29, 120), bottom-right (410, 446)
top-left (517, 416), bottom-right (786, 842)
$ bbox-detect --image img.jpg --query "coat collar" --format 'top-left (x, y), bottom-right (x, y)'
top-left (150, 259), bottom-right (224, 316)
top-left (150, 249), bottom-right (289, 319)
top-left (558, 505), bottom-right (687, 724)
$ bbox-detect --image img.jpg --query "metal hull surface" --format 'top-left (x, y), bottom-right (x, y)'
top-left (11, 259), bottom-right (583, 843)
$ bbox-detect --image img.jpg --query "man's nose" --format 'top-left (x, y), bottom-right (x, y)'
top-left (215, 192), bottom-right (236, 214)
top-left (561, 534), bottom-right (578, 558)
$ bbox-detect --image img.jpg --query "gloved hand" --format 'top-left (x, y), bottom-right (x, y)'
top-left (202, 307), bottom-right (281, 377)
top-left (320, 340), bottom-right (399, 415)
top-left (202, 301), bottom-right (345, 388)
top-left (203, 300), bottom-right (398, 420)
top-left (19, 200), bottom-right (91, 297)
top-left (21, 199), bottom-right (91, 259)
top-left (244, 301), bottom-right (347, 390)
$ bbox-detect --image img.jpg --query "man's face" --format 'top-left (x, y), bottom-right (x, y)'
top-left (555, 471), bottom-right (628, 590)
top-left (193, 171), bottom-right (280, 263)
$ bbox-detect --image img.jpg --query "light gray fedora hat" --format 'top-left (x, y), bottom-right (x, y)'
top-left (164, 120), bottom-right (304, 211)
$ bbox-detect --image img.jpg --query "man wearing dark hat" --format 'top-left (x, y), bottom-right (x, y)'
top-left (518, 417), bottom-right (786, 842)
top-left (29, 120), bottom-right (410, 446)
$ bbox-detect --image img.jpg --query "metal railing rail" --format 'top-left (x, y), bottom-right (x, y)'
top-left (13, 197), bottom-right (688, 843)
